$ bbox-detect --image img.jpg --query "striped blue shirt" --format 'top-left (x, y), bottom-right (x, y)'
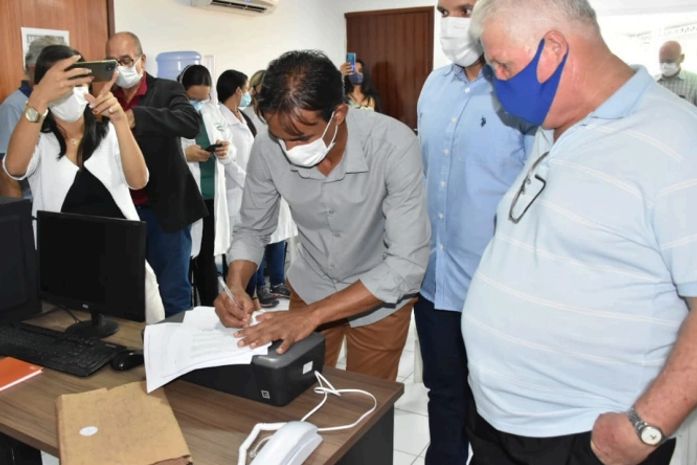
top-left (418, 64), bottom-right (535, 311)
top-left (462, 67), bottom-right (697, 436)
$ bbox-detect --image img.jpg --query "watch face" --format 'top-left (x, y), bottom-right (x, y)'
top-left (640, 426), bottom-right (663, 446)
top-left (25, 107), bottom-right (39, 121)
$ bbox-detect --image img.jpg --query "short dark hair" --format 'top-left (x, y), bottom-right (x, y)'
top-left (179, 64), bottom-right (212, 90)
top-left (257, 50), bottom-right (343, 127)
top-left (34, 45), bottom-right (108, 165)
top-left (216, 69), bottom-right (247, 104)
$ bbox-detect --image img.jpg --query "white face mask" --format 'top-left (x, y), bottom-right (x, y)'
top-left (440, 17), bottom-right (483, 68)
top-left (661, 62), bottom-right (680, 77)
top-left (279, 112), bottom-right (338, 167)
top-left (116, 58), bottom-right (143, 89)
top-left (49, 86), bottom-right (89, 122)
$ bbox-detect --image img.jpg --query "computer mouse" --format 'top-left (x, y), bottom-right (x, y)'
top-left (250, 421), bottom-right (322, 465)
top-left (110, 350), bottom-right (144, 371)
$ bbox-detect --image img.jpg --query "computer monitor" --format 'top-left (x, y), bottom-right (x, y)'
top-left (0, 197), bottom-right (40, 323)
top-left (36, 211), bottom-right (146, 338)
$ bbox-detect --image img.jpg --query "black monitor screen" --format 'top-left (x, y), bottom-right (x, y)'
top-left (37, 211), bottom-right (146, 323)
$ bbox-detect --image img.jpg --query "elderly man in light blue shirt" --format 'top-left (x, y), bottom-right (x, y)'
top-left (414, 1), bottom-right (535, 464)
top-left (462, 1), bottom-right (697, 465)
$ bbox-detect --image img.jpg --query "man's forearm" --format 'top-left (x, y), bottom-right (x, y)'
top-left (226, 259), bottom-right (258, 292)
top-left (305, 280), bottom-right (383, 328)
top-left (635, 297), bottom-right (697, 435)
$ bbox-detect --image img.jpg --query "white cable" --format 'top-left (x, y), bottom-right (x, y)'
top-left (237, 371), bottom-right (378, 464)
top-left (302, 370), bottom-right (378, 433)
top-left (237, 422), bottom-right (285, 465)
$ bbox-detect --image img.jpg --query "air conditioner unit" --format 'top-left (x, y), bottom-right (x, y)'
top-left (191, 0), bottom-right (279, 14)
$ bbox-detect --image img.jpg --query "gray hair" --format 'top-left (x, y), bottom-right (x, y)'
top-left (471, 0), bottom-right (599, 42)
top-left (25, 36), bottom-right (66, 67)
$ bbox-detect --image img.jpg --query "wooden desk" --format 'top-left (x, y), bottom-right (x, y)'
top-left (0, 311), bottom-right (404, 465)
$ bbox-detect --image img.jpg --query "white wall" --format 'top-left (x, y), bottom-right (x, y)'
top-left (114, 0), bottom-right (348, 82)
top-left (599, 12), bottom-right (697, 76)
top-left (114, 0), bottom-right (446, 84)
top-left (115, 0), bottom-right (697, 89)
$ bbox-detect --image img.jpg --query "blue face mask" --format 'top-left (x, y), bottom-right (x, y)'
top-left (348, 72), bottom-right (364, 86)
top-left (490, 39), bottom-right (568, 125)
top-left (240, 91), bottom-right (252, 109)
top-left (190, 100), bottom-right (204, 112)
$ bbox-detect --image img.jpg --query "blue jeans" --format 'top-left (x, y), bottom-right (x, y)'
top-left (254, 241), bottom-right (287, 289)
top-left (414, 295), bottom-right (470, 465)
top-left (137, 206), bottom-right (192, 317)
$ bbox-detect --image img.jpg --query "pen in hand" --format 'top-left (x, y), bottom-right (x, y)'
top-left (217, 275), bottom-right (238, 305)
top-left (217, 276), bottom-right (258, 326)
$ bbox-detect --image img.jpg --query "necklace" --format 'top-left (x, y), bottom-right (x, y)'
top-left (68, 137), bottom-right (82, 147)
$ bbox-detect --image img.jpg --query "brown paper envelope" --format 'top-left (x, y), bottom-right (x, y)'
top-left (57, 381), bottom-right (191, 465)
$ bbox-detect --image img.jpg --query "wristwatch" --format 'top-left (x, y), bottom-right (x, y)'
top-left (24, 103), bottom-right (48, 123)
top-left (627, 407), bottom-right (665, 446)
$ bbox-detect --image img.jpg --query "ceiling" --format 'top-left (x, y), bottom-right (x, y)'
top-left (590, 0), bottom-right (697, 15)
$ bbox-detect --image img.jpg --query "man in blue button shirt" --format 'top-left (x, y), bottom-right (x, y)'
top-left (415, 1), bottom-right (535, 464)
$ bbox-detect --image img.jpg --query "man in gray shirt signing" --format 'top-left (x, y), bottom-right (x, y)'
top-left (214, 50), bottom-right (430, 381)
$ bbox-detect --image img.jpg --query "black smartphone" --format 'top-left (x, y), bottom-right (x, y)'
top-left (67, 60), bottom-right (118, 82)
top-left (205, 143), bottom-right (223, 152)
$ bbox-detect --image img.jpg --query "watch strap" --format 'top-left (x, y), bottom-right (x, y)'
top-left (627, 407), bottom-right (666, 446)
top-left (24, 103), bottom-right (48, 123)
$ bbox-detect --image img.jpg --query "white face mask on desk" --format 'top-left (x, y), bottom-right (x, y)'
top-left (278, 112), bottom-right (338, 167)
top-left (49, 86), bottom-right (89, 122)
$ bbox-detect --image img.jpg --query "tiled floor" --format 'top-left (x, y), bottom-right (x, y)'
top-left (42, 308), bottom-right (432, 465)
top-left (336, 314), bottom-right (430, 465)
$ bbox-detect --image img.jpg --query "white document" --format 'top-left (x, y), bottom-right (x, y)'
top-left (144, 307), bottom-right (269, 393)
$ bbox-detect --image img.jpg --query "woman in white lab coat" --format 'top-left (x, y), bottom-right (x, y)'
top-left (218, 69), bottom-right (297, 307)
top-left (3, 44), bottom-right (165, 323)
top-left (179, 65), bottom-right (236, 306)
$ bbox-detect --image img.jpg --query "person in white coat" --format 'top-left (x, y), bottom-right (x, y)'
top-left (179, 65), bottom-right (235, 306)
top-left (218, 70), bottom-right (297, 308)
top-left (3, 44), bottom-right (164, 323)
top-left (242, 70), bottom-right (266, 132)
top-left (242, 69), bottom-right (297, 301)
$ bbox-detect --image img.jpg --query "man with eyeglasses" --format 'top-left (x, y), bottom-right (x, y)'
top-left (106, 31), bottom-right (206, 317)
top-left (415, 1), bottom-right (535, 463)
top-left (460, 1), bottom-right (697, 465)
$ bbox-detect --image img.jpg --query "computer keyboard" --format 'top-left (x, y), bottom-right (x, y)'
top-left (0, 323), bottom-right (126, 377)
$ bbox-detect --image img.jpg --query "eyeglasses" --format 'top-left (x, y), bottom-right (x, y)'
top-left (508, 151), bottom-right (550, 224)
top-left (113, 55), bottom-right (140, 67)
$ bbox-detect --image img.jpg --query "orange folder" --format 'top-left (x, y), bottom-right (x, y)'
top-left (0, 357), bottom-right (43, 391)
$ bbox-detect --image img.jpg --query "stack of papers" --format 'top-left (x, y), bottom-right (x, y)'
top-left (144, 307), bottom-right (269, 392)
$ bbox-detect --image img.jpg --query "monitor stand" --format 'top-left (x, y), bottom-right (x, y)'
top-left (65, 312), bottom-right (119, 338)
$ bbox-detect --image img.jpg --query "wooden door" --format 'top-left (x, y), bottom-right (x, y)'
top-left (346, 7), bottom-right (434, 130)
top-left (0, 0), bottom-right (114, 102)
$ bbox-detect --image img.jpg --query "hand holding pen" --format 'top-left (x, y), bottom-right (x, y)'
top-left (215, 276), bottom-right (256, 328)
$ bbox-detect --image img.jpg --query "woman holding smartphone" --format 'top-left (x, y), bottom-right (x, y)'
top-left (2, 44), bottom-right (164, 323)
top-left (179, 64), bottom-right (236, 306)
